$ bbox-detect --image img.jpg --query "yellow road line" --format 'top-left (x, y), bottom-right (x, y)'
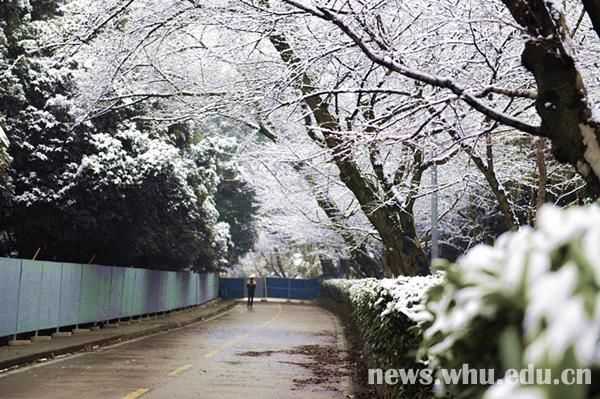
top-left (203, 350), bottom-right (219, 359)
top-left (203, 304), bottom-right (283, 359)
top-left (167, 364), bottom-right (193, 377)
top-left (122, 388), bottom-right (150, 399)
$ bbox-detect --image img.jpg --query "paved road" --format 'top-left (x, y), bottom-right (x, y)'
top-left (0, 303), bottom-right (350, 399)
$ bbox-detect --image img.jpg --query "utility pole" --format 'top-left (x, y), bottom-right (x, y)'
top-left (431, 162), bottom-right (439, 261)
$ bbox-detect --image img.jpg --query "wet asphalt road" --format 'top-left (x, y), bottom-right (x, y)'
top-left (0, 303), bottom-right (347, 399)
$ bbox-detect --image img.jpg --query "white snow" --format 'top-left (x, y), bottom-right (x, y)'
top-left (422, 204), bottom-right (600, 396)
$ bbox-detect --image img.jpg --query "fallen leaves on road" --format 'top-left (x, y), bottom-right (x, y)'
top-left (235, 323), bottom-right (375, 399)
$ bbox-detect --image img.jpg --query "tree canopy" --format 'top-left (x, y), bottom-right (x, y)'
top-left (1, 0), bottom-right (598, 277)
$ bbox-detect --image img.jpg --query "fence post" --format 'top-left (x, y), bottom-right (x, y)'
top-left (264, 276), bottom-right (268, 299)
top-left (55, 263), bottom-right (64, 334)
top-left (288, 277), bottom-right (291, 301)
top-left (130, 268), bottom-right (137, 322)
top-left (33, 262), bottom-right (44, 339)
top-left (10, 262), bottom-right (24, 343)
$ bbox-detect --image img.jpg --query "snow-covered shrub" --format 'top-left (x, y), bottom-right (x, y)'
top-left (321, 274), bottom-right (443, 398)
top-left (0, 126), bottom-right (9, 174)
top-left (320, 278), bottom-right (357, 303)
top-left (420, 205), bottom-right (600, 399)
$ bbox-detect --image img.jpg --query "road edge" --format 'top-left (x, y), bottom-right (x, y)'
top-left (0, 300), bottom-right (238, 372)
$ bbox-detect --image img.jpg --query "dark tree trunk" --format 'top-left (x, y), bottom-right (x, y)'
top-left (265, 30), bottom-right (429, 277)
top-left (583, 0), bottom-right (600, 40)
top-left (502, 0), bottom-right (600, 195)
top-left (318, 254), bottom-right (338, 278)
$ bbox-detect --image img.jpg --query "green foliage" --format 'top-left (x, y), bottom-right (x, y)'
top-left (0, 2), bottom-right (258, 271)
top-left (322, 206), bottom-right (600, 399)
top-left (213, 140), bottom-right (259, 265)
top-left (421, 205), bottom-right (600, 399)
top-left (321, 276), bottom-right (443, 398)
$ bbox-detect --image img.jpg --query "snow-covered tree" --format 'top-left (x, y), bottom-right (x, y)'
top-left (15, 0), bottom-right (595, 277)
top-left (282, 0), bottom-right (600, 195)
top-left (0, 1), bottom-right (259, 271)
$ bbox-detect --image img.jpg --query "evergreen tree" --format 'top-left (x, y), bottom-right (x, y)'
top-left (214, 140), bottom-right (259, 264)
top-left (0, 1), bottom-right (258, 271)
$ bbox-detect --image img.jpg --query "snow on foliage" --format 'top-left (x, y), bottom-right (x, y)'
top-left (0, 125), bottom-right (10, 172)
top-left (421, 204), bottom-right (600, 398)
top-left (323, 205), bottom-right (600, 398)
top-left (321, 274), bottom-right (443, 397)
top-left (75, 124), bottom-right (211, 211)
top-left (348, 274), bottom-right (444, 321)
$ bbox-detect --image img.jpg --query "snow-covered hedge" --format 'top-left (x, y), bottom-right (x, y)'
top-left (421, 205), bottom-right (600, 399)
top-left (323, 205), bottom-right (600, 399)
top-left (321, 274), bottom-right (443, 398)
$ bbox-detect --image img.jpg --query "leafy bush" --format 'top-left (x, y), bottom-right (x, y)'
top-left (321, 275), bottom-right (443, 398)
top-left (421, 205), bottom-right (600, 398)
top-left (323, 205), bottom-right (600, 399)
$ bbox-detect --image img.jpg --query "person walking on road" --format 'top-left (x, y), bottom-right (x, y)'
top-left (246, 275), bottom-right (257, 308)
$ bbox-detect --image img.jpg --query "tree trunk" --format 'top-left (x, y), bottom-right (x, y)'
top-left (445, 128), bottom-right (519, 231)
top-left (318, 254), bottom-right (338, 278)
top-left (273, 249), bottom-right (287, 278)
top-left (265, 29), bottom-right (428, 277)
top-left (258, 120), bottom-right (385, 278)
top-left (378, 209), bottom-right (429, 276)
top-left (583, 0), bottom-right (600, 40)
top-left (502, 0), bottom-right (600, 195)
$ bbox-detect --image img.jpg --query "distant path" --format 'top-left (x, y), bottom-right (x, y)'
top-left (0, 303), bottom-right (351, 399)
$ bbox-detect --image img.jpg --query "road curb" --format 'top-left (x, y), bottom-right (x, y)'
top-left (0, 300), bottom-right (238, 371)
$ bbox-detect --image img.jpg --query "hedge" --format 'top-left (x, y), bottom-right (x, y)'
top-left (322, 205), bottom-right (600, 399)
top-left (321, 274), bottom-right (443, 398)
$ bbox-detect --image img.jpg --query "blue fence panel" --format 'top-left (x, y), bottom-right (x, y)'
top-left (121, 268), bottom-right (137, 318)
top-left (0, 259), bottom-right (21, 337)
top-left (255, 278), bottom-right (266, 298)
top-left (109, 267), bottom-right (126, 319)
top-left (37, 261), bottom-right (61, 330)
top-left (1, 256), bottom-right (219, 338)
top-left (191, 273), bottom-right (199, 306)
top-left (180, 272), bottom-right (188, 308)
top-left (193, 274), bottom-right (200, 305)
top-left (98, 266), bottom-right (113, 321)
top-left (16, 260), bottom-right (43, 333)
top-left (218, 278), bottom-right (245, 299)
top-left (134, 268), bottom-right (150, 315)
top-left (190, 274), bottom-right (197, 305)
top-left (163, 272), bottom-right (171, 311)
top-left (155, 271), bottom-right (168, 312)
top-left (170, 273), bottom-right (179, 310)
top-left (182, 273), bottom-right (194, 307)
top-left (210, 274), bottom-right (219, 300)
top-left (59, 263), bottom-right (82, 326)
top-left (207, 274), bottom-right (216, 302)
top-left (170, 272), bottom-right (180, 310)
top-left (149, 269), bottom-right (161, 313)
top-left (140, 269), bottom-right (152, 314)
top-left (226, 277), bottom-right (323, 300)
top-left (199, 273), bottom-right (210, 302)
top-left (265, 278), bottom-right (289, 299)
top-left (149, 270), bottom-right (158, 313)
top-left (290, 278), bottom-right (320, 299)
top-left (79, 264), bottom-right (101, 324)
